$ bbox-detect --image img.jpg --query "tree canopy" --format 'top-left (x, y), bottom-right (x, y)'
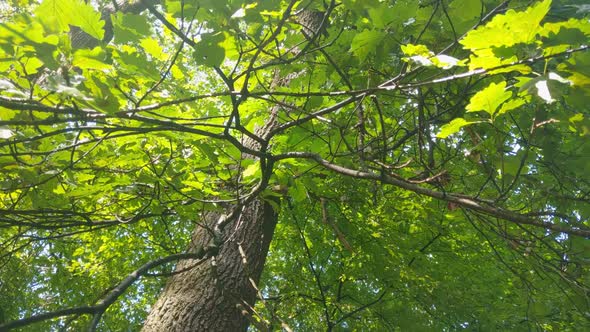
top-left (0, 0), bottom-right (589, 330)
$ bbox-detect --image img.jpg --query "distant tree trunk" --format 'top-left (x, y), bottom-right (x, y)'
top-left (141, 199), bottom-right (278, 331)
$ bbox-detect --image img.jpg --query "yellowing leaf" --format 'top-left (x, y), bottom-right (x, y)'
top-left (401, 44), bottom-right (431, 56)
top-left (466, 82), bottom-right (512, 116)
top-left (22, 57), bottom-right (44, 75)
top-left (140, 38), bottom-right (166, 61)
top-left (220, 33), bottom-right (239, 60)
top-left (242, 163), bottom-right (259, 179)
top-left (468, 47), bottom-right (531, 74)
top-left (540, 18), bottom-right (590, 40)
top-left (171, 65), bottom-right (184, 80)
top-left (73, 247), bottom-right (86, 257)
top-left (184, 180), bottom-right (203, 190)
top-left (460, 0), bottom-right (551, 49)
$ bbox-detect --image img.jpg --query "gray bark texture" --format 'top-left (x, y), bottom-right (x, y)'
top-left (141, 200), bottom-right (278, 331)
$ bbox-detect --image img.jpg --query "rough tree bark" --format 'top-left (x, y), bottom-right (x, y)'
top-left (141, 200), bottom-right (279, 331)
top-left (142, 91), bottom-right (282, 331)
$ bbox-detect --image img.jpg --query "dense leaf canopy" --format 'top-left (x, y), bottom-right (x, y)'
top-left (0, 0), bottom-right (589, 330)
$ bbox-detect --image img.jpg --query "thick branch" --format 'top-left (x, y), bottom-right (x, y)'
top-left (274, 152), bottom-right (590, 237)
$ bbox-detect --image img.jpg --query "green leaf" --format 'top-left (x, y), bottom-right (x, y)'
top-left (448, 0), bottom-right (481, 33)
top-left (368, 4), bottom-right (397, 29)
top-left (112, 12), bottom-right (151, 44)
top-left (540, 18), bottom-right (590, 49)
top-left (82, 76), bottom-right (121, 114)
top-left (73, 47), bottom-right (111, 70)
top-left (496, 97), bottom-right (526, 117)
top-left (165, 0), bottom-right (201, 19)
top-left (114, 47), bottom-right (159, 80)
top-left (22, 56), bottom-right (44, 75)
top-left (466, 81), bottom-right (512, 116)
top-left (194, 33), bottom-right (225, 67)
top-left (0, 20), bottom-right (58, 45)
top-left (36, 0), bottom-right (105, 41)
top-left (436, 118), bottom-right (481, 138)
top-left (568, 113), bottom-right (590, 136)
top-left (288, 181), bottom-right (307, 203)
top-left (557, 51), bottom-right (590, 87)
top-left (350, 29), bottom-right (385, 63)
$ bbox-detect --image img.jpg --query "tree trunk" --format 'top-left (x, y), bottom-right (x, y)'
top-left (141, 199), bottom-right (278, 331)
top-left (134, 5), bottom-right (323, 331)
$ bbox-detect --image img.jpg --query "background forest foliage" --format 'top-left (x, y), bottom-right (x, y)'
top-left (0, 0), bottom-right (589, 330)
